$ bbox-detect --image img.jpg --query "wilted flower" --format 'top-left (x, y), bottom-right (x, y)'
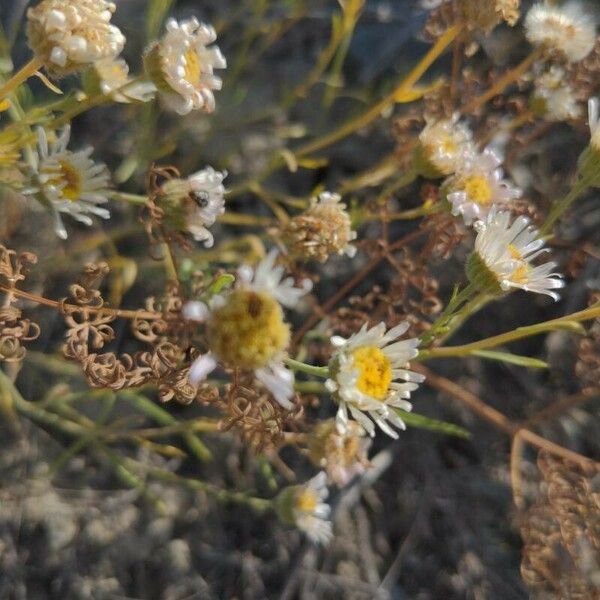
top-left (27, 0), bottom-right (125, 76)
top-left (83, 58), bottom-right (156, 104)
top-left (524, 2), bottom-right (597, 63)
top-left (283, 192), bottom-right (357, 263)
top-left (456, 0), bottom-right (520, 33)
top-left (415, 116), bottom-right (475, 178)
top-left (144, 17), bottom-right (226, 115)
top-left (184, 250), bottom-right (311, 408)
top-left (467, 209), bottom-right (565, 300)
top-left (308, 419), bottom-right (370, 487)
top-left (275, 472), bottom-right (333, 544)
top-left (531, 66), bottom-right (581, 121)
top-left (24, 126), bottom-right (110, 239)
top-left (326, 322), bottom-right (424, 438)
top-left (444, 148), bottom-right (522, 226)
top-left (159, 166), bottom-right (226, 247)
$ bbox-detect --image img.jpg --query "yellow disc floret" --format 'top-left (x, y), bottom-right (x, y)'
top-left (351, 346), bottom-right (392, 400)
top-left (295, 489), bottom-right (318, 513)
top-left (207, 290), bottom-right (290, 370)
top-left (463, 175), bottom-right (493, 206)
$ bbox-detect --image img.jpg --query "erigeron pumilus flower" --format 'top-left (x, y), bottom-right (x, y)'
top-left (275, 472), bottom-right (333, 544)
top-left (326, 322), bottom-right (425, 438)
top-left (283, 192), bottom-right (357, 263)
top-left (27, 0), bottom-right (125, 76)
top-left (84, 58), bottom-right (156, 104)
top-left (184, 250), bottom-right (311, 408)
top-left (159, 167), bottom-right (227, 247)
top-left (457, 0), bottom-right (521, 33)
top-left (467, 210), bottom-right (564, 300)
top-left (308, 419), bottom-right (370, 487)
top-left (531, 66), bottom-right (581, 121)
top-left (24, 126), bottom-right (110, 239)
top-left (525, 2), bottom-right (597, 63)
top-left (144, 17), bottom-right (226, 115)
top-left (415, 116), bottom-right (475, 178)
top-left (445, 148), bottom-right (522, 226)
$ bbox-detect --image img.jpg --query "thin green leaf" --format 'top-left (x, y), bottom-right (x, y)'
top-left (473, 350), bottom-right (548, 369)
top-left (394, 409), bottom-right (470, 438)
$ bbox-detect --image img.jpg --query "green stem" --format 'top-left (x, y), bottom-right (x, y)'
top-left (284, 357), bottom-right (330, 378)
top-left (109, 191), bottom-right (149, 205)
top-left (119, 391), bottom-right (212, 462)
top-left (294, 381), bottom-right (328, 394)
top-left (422, 303), bottom-right (600, 359)
top-left (541, 177), bottom-right (591, 235)
top-left (420, 283), bottom-right (478, 347)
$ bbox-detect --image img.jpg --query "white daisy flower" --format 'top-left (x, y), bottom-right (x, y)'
top-left (87, 58), bottom-right (157, 104)
top-left (467, 209), bottom-right (565, 300)
top-left (185, 250), bottom-right (311, 409)
top-left (27, 0), bottom-right (126, 76)
top-left (532, 66), bottom-right (581, 121)
top-left (326, 322), bottom-right (425, 439)
top-left (416, 115), bottom-right (476, 178)
top-left (525, 2), bottom-right (597, 63)
top-left (24, 126), bottom-right (110, 239)
top-left (144, 17), bottom-right (226, 115)
top-left (160, 167), bottom-right (227, 247)
top-left (276, 472), bottom-right (333, 544)
top-left (445, 148), bottom-right (522, 226)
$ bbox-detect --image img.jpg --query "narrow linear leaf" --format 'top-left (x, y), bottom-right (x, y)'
top-left (394, 409), bottom-right (470, 438)
top-left (473, 350), bottom-right (548, 369)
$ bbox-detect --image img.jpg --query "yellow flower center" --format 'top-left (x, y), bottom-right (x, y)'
top-left (46, 161), bottom-right (82, 201)
top-left (183, 48), bottom-right (201, 84)
top-left (351, 346), bottom-right (392, 400)
top-left (463, 175), bottom-right (493, 205)
top-left (439, 133), bottom-right (458, 155)
top-left (207, 290), bottom-right (290, 370)
top-left (508, 244), bottom-right (530, 283)
top-left (295, 489), bottom-right (318, 513)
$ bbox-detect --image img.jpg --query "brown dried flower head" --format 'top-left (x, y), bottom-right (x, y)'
top-left (456, 0), bottom-right (520, 33)
top-left (283, 192), bottom-right (357, 263)
top-left (307, 419), bottom-right (370, 487)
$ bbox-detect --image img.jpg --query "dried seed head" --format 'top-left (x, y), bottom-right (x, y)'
top-left (531, 66), bottom-right (581, 121)
top-left (27, 0), bottom-right (125, 77)
top-left (207, 290), bottom-right (290, 370)
top-left (457, 0), bottom-right (521, 33)
top-left (307, 419), bottom-right (370, 487)
top-left (283, 192), bottom-right (357, 263)
top-left (525, 2), bottom-right (597, 63)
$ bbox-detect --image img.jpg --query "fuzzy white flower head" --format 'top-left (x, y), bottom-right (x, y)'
top-left (525, 2), bottom-right (597, 63)
top-left (88, 58), bottom-right (157, 104)
top-left (185, 250), bottom-right (311, 409)
top-left (326, 322), bottom-right (425, 439)
top-left (416, 115), bottom-right (476, 178)
top-left (160, 167), bottom-right (227, 247)
top-left (277, 472), bottom-right (333, 544)
top-left (445, 148), bottom-right (522, 226)
top-left (27, 0), bottom-right (125, 76)
top-left (532, 66), bottom-right (581, 121)
top-left (24, 126), bottom-right (110, 239)
top-left (468, 210), bottom-right (565, 300)
top-left (145, 17), bottom-right (226, 115)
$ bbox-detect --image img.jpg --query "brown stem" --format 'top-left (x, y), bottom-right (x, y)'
top-left (417, 364), bottom-right (600, 475)
top-left (0, 283), bottom-right (162, 321)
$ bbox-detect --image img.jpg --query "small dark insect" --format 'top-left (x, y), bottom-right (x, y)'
top-left (191, 190), bottom-right (211, 208)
